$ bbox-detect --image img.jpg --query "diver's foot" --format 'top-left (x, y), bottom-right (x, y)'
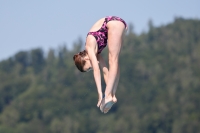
top-left (100, 95), bottom-right (113, 113)
top-left (102, 95), bottom-right (115, 113)
top-left (112, 95), bottom-right (117, 103)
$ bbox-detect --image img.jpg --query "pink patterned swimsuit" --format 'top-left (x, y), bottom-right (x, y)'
top-left (87, 16), bottom-right (127, 54)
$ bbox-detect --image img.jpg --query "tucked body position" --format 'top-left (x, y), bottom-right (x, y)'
top-left (73, 16), bottom-right (127, 113)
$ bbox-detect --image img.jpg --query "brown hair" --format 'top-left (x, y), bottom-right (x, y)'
top-left (73, 50), bottom-right (87, 72)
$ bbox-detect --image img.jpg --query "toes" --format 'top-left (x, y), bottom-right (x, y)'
top-left (103, 107), bottom-right (110, 113)
top-left (104, 110), bottom-right (108, 113)
top-left (104, 109), bottom-right (109, 114)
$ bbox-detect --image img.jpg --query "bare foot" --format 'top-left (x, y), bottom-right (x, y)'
top-left (103, 95), bottom-right (117, 113)
top-left (112, 95), bottom-right (117, 103)
top-left (104, 95), bottom-right (113, 105)
top-left (103, 95), bottom-right (115, 113)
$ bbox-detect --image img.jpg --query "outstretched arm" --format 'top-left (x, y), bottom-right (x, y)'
top-left (85, 39), bottom-right (103, 107)
top-left (87, 48), bottom-right (102, 95)
top-left (97, 54), bottom-right (109, 85)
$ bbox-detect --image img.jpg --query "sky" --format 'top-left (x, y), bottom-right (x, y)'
top-left (0, 0), bottom-right (200, 61)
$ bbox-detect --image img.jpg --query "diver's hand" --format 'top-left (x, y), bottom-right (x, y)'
top-left (97, 93), bottom-right (103, 107)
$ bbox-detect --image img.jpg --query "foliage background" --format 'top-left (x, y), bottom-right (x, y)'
top-left (0, 18), bottom-right (200, 133)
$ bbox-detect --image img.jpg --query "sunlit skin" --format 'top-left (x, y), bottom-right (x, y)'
top-left (83, 56), bottom-right (93, 72)
top-left (83, 54), bottom-right (118, 113)
top-left (82, 18), bottom-right (126, 113)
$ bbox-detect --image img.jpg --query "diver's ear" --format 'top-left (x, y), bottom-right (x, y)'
top-left (84, 56), bottom-right (90, 60)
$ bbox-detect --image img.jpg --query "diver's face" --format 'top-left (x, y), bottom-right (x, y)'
top-left (83, 57), bottom-right (93, 72)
